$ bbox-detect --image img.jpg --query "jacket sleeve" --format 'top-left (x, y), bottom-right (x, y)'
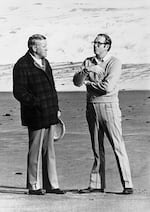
top-left (13, 62), bottom-right (40, 108)
top-left (87, 58), bottom-right (122, 94)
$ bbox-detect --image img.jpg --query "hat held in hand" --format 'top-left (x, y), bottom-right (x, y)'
top-left (54, 118), bottom-right (65, 142)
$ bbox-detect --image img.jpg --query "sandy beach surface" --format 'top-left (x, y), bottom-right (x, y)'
top-left (0, 90), bottom-right (150, 212)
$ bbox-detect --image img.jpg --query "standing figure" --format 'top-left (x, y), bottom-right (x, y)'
top-left (13, 34), bottom-right (65, 195)
top-left (73, 33), bottom-right (133, 194)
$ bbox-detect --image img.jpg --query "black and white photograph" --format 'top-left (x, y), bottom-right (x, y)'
top-left (0, 0), bottom-right (150, 211)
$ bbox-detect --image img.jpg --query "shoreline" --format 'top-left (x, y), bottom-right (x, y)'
top-left (0, 89), bottom-right (150, 93)
top-left (0, 63), bottom-right (150, 91)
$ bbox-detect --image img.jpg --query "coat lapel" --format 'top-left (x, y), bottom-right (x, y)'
top-left (33, 60), bottom-right (46, 71)
top-left (26, 52), bottom-right (52, 83)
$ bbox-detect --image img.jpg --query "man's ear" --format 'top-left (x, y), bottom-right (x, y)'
top-left (105, 44), bottom-right (109, 51)
top-left (32, 45), bottom-right (37, 53)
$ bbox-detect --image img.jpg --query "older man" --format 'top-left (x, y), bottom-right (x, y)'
top-left (13, 34), bottom-right (65, 195)
top-left (73, 33), bottom-right (133, 194)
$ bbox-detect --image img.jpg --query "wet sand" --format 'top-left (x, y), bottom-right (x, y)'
top-left (0, 91), bottom-right (150, 211)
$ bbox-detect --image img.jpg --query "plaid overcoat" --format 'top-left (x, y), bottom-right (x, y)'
top-left (13, 51), bottom-right (59, 130)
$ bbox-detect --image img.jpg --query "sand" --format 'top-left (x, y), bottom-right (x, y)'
top-left (0, 91), bottom-right (150, 212)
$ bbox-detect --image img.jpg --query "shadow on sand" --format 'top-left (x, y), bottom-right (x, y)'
top-left (0, 186), bottom-right (80, 195)
top-left (0, 185), bottom-right (28, 194)
top-left (0, 186), bottom-right (134, 196)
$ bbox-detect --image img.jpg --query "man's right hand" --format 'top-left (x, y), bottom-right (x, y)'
top-left (83, 59), bottom-right (104, 74)
top-left (88, 64), bottom-right (104, 74)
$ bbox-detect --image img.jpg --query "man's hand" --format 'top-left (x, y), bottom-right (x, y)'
top-left (88, 64), bottom-right (104, 74)
top-left (84, 81), bottom-right (94, 86)
top-left (57, 110), bottom-right (61, 118)
top-left (83, 59), bottom-right (104, 74)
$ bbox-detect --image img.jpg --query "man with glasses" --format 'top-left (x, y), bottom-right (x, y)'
top-left (13, 34), bottom-right (65, 195)
top-left (73, 33), bottom-right (133, 194)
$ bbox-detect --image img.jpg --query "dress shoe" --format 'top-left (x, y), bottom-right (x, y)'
top-left (46, 188), bottom-right (65, 194)
top-left (78, 187), bottom-right (104, 194)
top-left (122, 188), bottom-right (133, 194)
top-left (28, 189), bottom-right (46, 195)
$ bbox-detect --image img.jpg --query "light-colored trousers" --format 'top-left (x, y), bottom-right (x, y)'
top-left (26, 126), bottom-right (59, 190)
top-left (86, 102), bottom-right (133, 189)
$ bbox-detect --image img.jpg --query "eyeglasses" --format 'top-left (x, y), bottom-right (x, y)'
top-left (92, 41), bottom-right (106, 46)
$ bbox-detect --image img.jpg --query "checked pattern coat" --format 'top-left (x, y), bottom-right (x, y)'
top-left (13, 51), bottom-right (59, 130)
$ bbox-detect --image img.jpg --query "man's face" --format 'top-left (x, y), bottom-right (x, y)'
top-left (33, 39), bottom-right (48, 59)
top-left (93, 35), bottom-right (108, 56)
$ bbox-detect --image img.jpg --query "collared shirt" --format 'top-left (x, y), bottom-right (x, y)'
top-left (94, 52), bottom-right (111, 64)
top-left (30, 53), bottom-right (43, 67)
top-left (103, 52), bottom-right (112, 62)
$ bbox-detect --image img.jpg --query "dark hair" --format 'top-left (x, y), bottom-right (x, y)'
top-left (97, 33), bottom-right (112, 51)
top-left (28, 34), bottom-right (46, 52)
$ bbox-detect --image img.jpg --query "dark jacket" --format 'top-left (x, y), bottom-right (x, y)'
top-left (13, 52), bottom-right (59, 130)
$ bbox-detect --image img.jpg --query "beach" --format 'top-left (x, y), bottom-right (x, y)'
top-left (0, 0), bottom-right (149, 211)
top-left (0, 90), bottom-right (150, 211)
